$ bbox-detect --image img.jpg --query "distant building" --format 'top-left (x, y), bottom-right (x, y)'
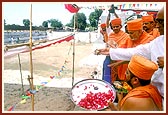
top-left (63, 26), bottom-right (73, 31)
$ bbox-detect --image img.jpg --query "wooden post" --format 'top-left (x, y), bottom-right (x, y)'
top-left (72, 13), bottom-right (76, 87)
top-left (29, 4), bottom-right (35, 111)
top-left (18, 54), bottom-right (24, 95)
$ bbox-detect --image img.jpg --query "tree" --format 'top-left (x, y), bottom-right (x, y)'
top-left (76, 13), bottom-right (87, 30)
top-left (42, 21), bottom-right (48, 28)
top-left (70, 13), bottom-right (87, 31)
top-left (89, 9), bottom-right (103, 29)
top-left (48, 19), bottom-right (63, 30)
top-left (23, 19), bottom-right (30, 27)
top-left (4, 19), bottom-right (6, 25)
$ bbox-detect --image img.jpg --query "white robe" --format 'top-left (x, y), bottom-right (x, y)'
top-left (109, 35), bottom-right (165, 98)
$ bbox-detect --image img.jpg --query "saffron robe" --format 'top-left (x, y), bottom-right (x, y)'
top-left (107, 30), bottom-right (129, 82)
top-left (119, 84), bottom-right (163, 111)
top-left (117, 31), bottom-right (154, 81)
top-left (148, 28), bottom-right (160, 40)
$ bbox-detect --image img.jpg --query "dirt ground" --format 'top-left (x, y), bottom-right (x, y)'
top-left (3, 41), bottom-right (98, 112)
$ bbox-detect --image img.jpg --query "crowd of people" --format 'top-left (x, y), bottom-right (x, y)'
top-left (96, 5), bottom-right (165, 111)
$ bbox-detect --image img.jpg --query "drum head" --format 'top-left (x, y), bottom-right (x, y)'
top-left (70, 79), bottom-right (116, 111)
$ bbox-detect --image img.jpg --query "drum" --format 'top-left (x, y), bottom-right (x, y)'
top-left (70, 79), bottom-right (116, 111)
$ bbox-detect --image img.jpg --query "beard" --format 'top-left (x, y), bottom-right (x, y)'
top-left (143, 26), bottom-right (149, 31)
top-left (127, 79), bottom-right (133, 88)
top-left (113, 29), bottom-right (120, 33)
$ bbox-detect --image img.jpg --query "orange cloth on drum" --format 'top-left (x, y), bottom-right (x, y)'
top-left (142, 15), bottom-right (154, 22)
top-left (100, 23), bottom-right (106, 29)
top-left (128, 55), bottom-right (158, 80)
top-left (111, 18), bottom-right (122, 26)
top-left (117, 63), bottom-right (128, 81)
top-left (127, 19), bottom-right (143, 30)
top-left (119, 84), bottom-right (163, 111)
top-left (115, 31), bottom-right (154, 81)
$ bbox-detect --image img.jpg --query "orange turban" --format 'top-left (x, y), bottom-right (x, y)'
top-left (128, 55), bottom-right (158, 80)
top-left (111, 18), bottom-right (121, 25)
top-left (127, 19), bottom-right (143, 31)
top-left (100, 23), bottom-right (106, 28)
top-left (142, 15), bottom-right (154, 22)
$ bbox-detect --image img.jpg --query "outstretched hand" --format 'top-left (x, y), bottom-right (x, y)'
top-left (108, 61), bottom-right (121, 67)
top-left (157, 56), bottom-right (164, 68)
top-left (108, 60), bottom-right (129, 67)
top-left (94, 48), bottom-right (110, 55)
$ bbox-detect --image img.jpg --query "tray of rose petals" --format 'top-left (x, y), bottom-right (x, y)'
top-left (70, 79), bottom-right (116, 111)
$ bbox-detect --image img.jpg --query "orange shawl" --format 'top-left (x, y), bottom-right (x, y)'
top-left (149, 28), bottom-right (160, 39)
top-left (115, 31), bottom-right (154, 81)
top-left (104, 32), bottom-right (108, 43)
top-left (108, 30), bottom-right (129, 45)
top-left (124, 31), bottom-right (154, 48)
top-left (100, 30), bottom-right (108, 43)
top-left (107, 30), bottom-right (129, 82)
top-left (119, 84), bottom-right (163, 111)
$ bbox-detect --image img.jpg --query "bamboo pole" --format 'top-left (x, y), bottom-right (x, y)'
top-left (72, 13), bottom-right (76, 87)
top-left (18, 54), bottom-right (24, 95)
top-left (29, 4), bottom-right (35, 111)
top-left (5, 42), bottom-right (30, 49)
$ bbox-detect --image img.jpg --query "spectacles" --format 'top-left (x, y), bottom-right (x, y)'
top-left (155, 18), bottom-right (164, 24)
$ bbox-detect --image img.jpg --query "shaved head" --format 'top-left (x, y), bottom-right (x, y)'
top-left (155, 7), bottom-right (164, 35)
top-left (156, 7), bottom-right (164, 19)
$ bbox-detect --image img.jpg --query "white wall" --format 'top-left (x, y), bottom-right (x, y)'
top-left (47, 31), bottom-right (100, 43)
